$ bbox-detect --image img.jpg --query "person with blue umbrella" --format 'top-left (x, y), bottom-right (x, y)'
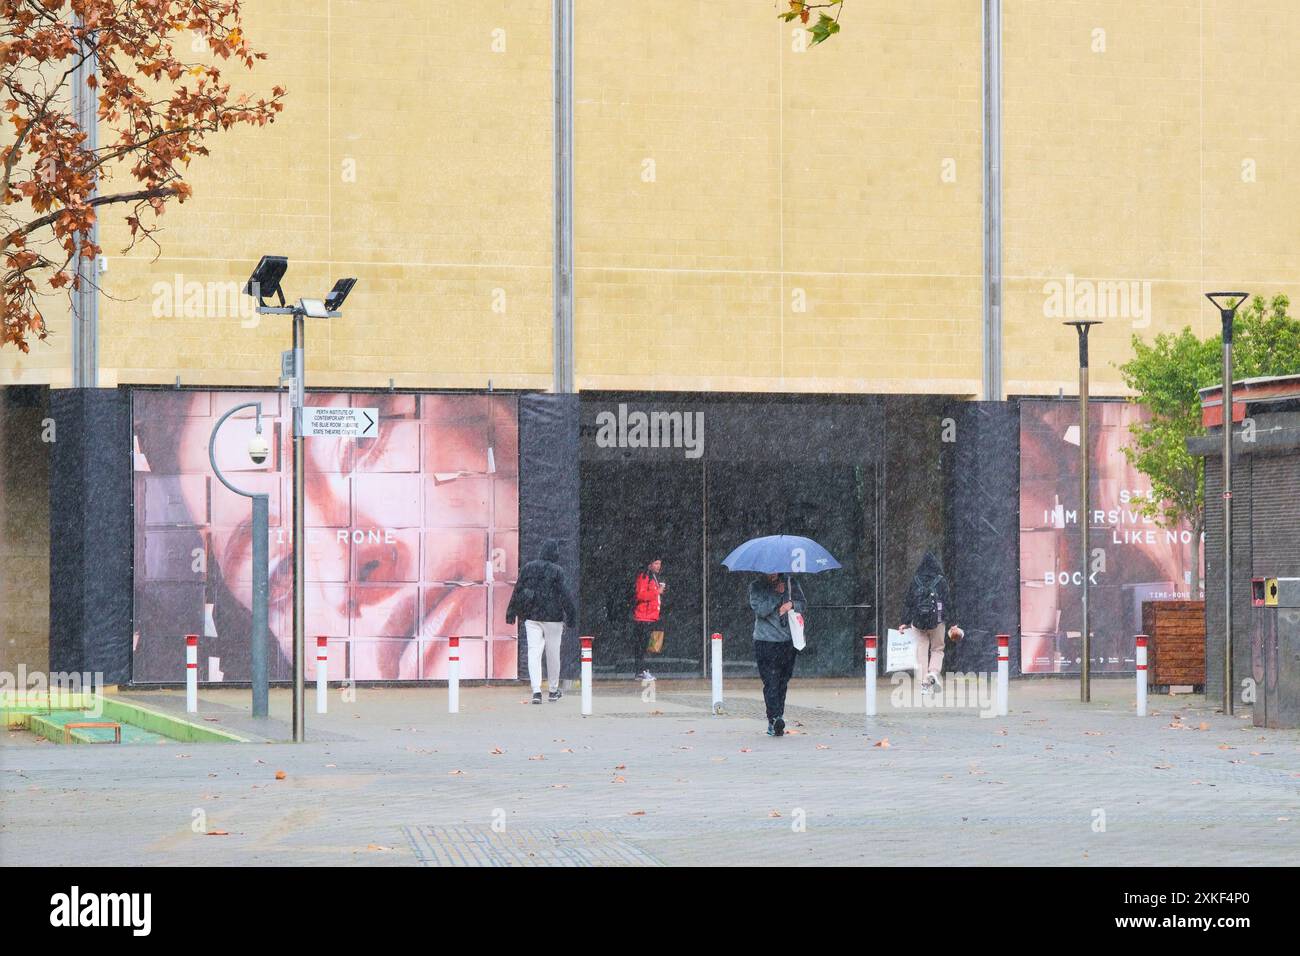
top-left (722, 535), bottom-right (841, 737)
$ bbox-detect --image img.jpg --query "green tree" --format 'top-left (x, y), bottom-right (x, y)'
top-left (1119, 294), bottom-right (1300, 598)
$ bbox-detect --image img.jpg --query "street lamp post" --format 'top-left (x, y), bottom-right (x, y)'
top-left (208, 402), bottom-right (271, 718)
top-left (244, 257), bottom-right (357, 741)
top-left (1206, 292), bottom-right (1248, 715)
top-left (1065, 319), bottom-right (1101, 703)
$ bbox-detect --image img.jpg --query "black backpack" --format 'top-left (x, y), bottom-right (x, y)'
top-left (915, 585), bottom-right (940, 630)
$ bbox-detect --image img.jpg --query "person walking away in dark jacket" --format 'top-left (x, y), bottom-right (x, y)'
top-left (506, 539), bottom-right (577, 704)
top-left (899, 550), bottom-right (964, 697)
top-left (748, 572), bottom-right (807, 737)
top-left (630, 557), bottom-right (665, 681)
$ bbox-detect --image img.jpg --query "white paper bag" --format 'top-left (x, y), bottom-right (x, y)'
top-left (885, 627), bottom-right (916, 673)
top-left (789, 610), bottom-right (806, 650)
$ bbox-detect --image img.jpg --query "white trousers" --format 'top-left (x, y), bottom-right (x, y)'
top-left (524, 620), bottom-right (564, 693)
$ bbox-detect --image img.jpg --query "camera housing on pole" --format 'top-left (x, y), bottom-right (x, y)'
top-left (208, 401), bottom-right (271, 719)
top-left (1206, 291), bottom-right (1248, 715)
top-left (243, 256), bottom-right (358, 742)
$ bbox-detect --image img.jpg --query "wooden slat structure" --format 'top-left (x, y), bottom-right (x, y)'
top-left (1141, 599), bottom-right (1205, 690)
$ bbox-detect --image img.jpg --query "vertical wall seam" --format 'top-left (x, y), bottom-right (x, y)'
top-left (982, 0), bottom-right (1002, 401)
top-left (553, 0), bottom-right (575, 393)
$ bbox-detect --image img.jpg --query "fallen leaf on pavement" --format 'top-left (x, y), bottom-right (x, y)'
top-left (274, 770), bottom-right (286, 780)
top-left (206, 830), bottom-right (229, 836)
top-left (612, 775), bottom-right (627, 784)
top-left (628, 810), bottom-right (646, 816)
top-left (874, 739), bottom-right (890, 749)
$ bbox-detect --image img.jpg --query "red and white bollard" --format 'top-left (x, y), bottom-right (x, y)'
top-left (996, 634), bottom-right (1009, 717)
top-left (580, 637), bottom-right (593, 716)
top-left (316, 637), bottom-right (328, 715)
top-left (448, 636), bottom-right (460, 714)
top-left (864, 635), bottom-right (878, 718)
top-left (710, 632), bottom-right (724, 715)
top-left (1135, 634), bottom-right (1148, 717)
top-left (185, 634), bottom-right (198, 713)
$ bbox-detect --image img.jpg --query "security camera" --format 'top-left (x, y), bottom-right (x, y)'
top-left (248, 432), bottom-right (270, 465)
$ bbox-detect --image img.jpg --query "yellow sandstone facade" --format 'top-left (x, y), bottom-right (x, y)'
top-left (3, 0), bottom-right (1298, 397)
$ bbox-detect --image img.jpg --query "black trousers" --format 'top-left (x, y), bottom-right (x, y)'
top-left (754, 639), bottom-right (797, 721)
top-left (630, 620), bottom-right (656, 673)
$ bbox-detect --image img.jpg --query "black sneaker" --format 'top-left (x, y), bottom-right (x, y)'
top-left (548, 689), bottom-right (562, 702)
top-left (766, 719), bottom-right (777, 737)
top-left (772, 715), bottom-right (786, 737)
top-left (531, 692), bottom-right (542, 705)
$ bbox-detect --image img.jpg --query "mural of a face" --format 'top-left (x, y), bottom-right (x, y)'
top-left (133, 391), bottom-right (519, 682)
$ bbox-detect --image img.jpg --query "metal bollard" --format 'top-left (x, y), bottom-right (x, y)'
top-left (580, 636), bottom-right (593, 716)
top-left (996, 633), bottom-right (1009, 717)
top-left (316, 637), bottom-right (328, 715)
top-left (448, 636), bottom-right (460, 714)
top-left (864, 635), bottom-right (878, 719)
top-left (1135, 634), bottom-right (1148, 717)
top-left (710, 632), bottom-right (724, 715)
top-left (185, 634), bottom-right (198, 713)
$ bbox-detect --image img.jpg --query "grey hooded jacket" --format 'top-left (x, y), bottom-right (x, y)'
top-left (748, 576), bottom-right (807, 643)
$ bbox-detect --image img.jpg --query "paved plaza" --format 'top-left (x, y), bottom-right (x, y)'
top-left (2, 678), bottom-right (1297, 866)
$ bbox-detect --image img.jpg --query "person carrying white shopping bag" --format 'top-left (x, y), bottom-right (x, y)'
top-left (898, 550), bottom-right (964, 697)
top-left (748, 572), bottom-right (807, 737)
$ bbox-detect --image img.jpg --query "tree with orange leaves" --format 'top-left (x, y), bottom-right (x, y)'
top-left (1, 0), bottom-right (285, 351)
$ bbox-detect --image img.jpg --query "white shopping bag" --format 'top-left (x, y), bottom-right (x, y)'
top-left (885, 628), bottom-right (916, 674)
top-left (789, 610), bottom-right (806, 650)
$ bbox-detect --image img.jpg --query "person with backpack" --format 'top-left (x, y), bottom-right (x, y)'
top-left (629, 557), bottom-right (665, 682)
top-left (899, 550), bottom-right (964, 696)
top-left (505, 539), bottom-right (577, 704)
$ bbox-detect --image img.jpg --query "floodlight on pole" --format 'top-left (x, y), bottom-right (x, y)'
top-left (243, 257), bottom-right (359, 742)
top-left (1065, 319), bottom-right (1101, 703)
top-left (1205, 291), bottom-right (1248, 715)
top-left (244, 255), bottom-right (288, 308)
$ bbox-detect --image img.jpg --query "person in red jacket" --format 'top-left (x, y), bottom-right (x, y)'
top-left (630, 557), bottom-right (665, 681)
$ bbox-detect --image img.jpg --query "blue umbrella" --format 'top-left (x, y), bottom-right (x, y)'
top-left (721, 535), bottom-right (842, 574)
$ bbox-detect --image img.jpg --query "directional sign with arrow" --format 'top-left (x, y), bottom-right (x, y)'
top-left (301, 407), bottom-right (379, 439)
